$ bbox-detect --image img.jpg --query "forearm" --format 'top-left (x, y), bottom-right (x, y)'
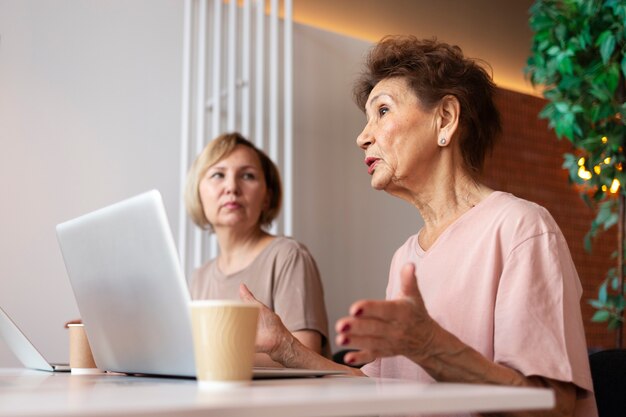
top-left (412, 323), bottom-right (575, 417)
top-left (271, 331), bottom-right (364, 376)
top-left (256, 330), bottom-right (322, 367)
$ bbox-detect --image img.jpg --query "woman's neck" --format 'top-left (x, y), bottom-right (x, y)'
top-left (407, 170), bottom-right (492, 251)
top-left (214, 227), bottom-right (274, 275)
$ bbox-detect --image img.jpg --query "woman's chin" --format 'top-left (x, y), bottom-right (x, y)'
top-left (370, 172), bottom-right (391, 191)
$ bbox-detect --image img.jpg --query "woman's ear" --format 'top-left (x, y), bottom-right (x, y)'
top-left (437, 95), bottom-right (460, 147)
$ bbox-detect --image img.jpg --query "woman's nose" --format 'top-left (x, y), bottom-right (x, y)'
top-left (356, 124), bottom-right (373, 150)
top-left (224, 175), bottom-right (239, 194)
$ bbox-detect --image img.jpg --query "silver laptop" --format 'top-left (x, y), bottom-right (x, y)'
top-left (55, 190), bottom-right (343, 379)
top-left (0, 306), bottom-right (70, 372)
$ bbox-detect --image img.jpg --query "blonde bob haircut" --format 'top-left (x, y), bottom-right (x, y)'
top-left (184, 132), bottom-right (282, 230)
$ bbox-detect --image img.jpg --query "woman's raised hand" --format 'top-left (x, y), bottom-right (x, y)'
top-left (239, 283), bottom-right (293, 362)
top-left (335, 263), bottom-right (437, 366)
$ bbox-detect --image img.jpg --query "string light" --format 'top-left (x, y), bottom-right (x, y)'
top-left (594, 165), bottom-right (601, 174)
top-left (602, 136), bottom-right (608, 144)
top-left (578, 166), bottom-right (592, 180)
top-left (610, 178), bottom-right (620, 194)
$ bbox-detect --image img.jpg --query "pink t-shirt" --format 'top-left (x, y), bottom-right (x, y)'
top-left (361, 191), bottom-right (597, 417)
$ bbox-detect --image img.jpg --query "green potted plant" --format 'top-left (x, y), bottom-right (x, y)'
top-left (525, 0), bottom-right (626, 347)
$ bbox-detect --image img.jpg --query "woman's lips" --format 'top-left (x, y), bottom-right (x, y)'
top-left (223, 202), bottom-right (242, 209)
top-left (364, 157), bottom-right (380, 175)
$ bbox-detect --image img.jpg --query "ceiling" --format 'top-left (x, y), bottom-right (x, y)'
top-left (289, 0), bottom-right (538, 96)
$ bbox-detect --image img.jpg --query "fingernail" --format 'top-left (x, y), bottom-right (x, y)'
top-left (340, 323), bottom-right (351, 332)
top-left (346, 356), bottom-right (355, 365)
top-left (341, 337), bottom-right (350, 346)
top-left (354, 308), bottom-right (363, 317)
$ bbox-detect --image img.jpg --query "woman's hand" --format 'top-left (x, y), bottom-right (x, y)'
top-left (239, 284), bottom-right (294, 362)
top-left (335, 263), bottom-right (437, 365)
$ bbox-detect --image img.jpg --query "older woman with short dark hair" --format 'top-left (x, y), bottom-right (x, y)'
top-left (241, 37), bottom-right (597, 416)
top-left (186, 132), bottom-right (329, 365)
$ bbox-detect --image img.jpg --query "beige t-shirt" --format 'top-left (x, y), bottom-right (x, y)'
top-left (362, 191), bottom-right (597, 417)
top-left (190, 237), bottom-right (330, 354)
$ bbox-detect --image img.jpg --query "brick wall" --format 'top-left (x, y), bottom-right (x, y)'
top-left (482, 88), bottom-right (616, 349)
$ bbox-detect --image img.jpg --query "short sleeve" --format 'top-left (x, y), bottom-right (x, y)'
top-left (271, 243), bottom-right (330, 348)
top-left (361, 358), bottom-right (381, 377)
top-left (494, 230), bottom-right (594, 395)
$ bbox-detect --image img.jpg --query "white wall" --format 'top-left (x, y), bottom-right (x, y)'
top-left (0, 0), bottom-right (184, 365)
top-left (0, 1), bottom-right (422, 365)
top-left (292, 26), bottom-right (422, 351)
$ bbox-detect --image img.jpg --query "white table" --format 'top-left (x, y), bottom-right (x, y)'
top-left (0, 368), bottom-right (554, 417)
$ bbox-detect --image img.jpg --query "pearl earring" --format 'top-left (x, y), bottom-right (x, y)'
top-left (439, 137), bottom-right (447, 145)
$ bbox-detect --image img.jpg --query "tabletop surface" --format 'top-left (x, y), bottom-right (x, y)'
top-left (0, 368), bottom-right (555, 417)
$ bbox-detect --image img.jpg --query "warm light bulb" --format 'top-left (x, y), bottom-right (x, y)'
top-left (604, 157), bottom-right (611, 164)
top-left (594, 165), bottom-right (601, 174)
top-left (602, 185), bottom-right (608, 192)
top-left (578, 157), bottom-right (585, 166)
top-left (610, 179), bottom-right (620, 193)
top-left (602, 136), bottom-right (608, 144)
top-left (578, 166), bottom-right (592, 180)
top-left (618, 163), bottom-right (623, 171)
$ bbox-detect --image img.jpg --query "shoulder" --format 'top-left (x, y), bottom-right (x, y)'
top-left (189, 258), bottom-right (219, 299)
top-left (264, 236), bottom-right (317, 265)
top-left (258, 236), bottom-right (317, 272)
top-left (190, 258), bottom-right (218, 282)
top-left (266, 237), bottom-right (322, 283)
top-left (390, 233), bottom-right (420, 262)
top-left (486, 192), bottom-right (561, 236)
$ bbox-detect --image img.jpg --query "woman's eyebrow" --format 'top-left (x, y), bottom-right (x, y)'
top-left (366, 92), bottom-right (392, 109)
top-left (209, 165), bottom-right (259, 171)
top-left (367, 93), bottom-right (382, 109)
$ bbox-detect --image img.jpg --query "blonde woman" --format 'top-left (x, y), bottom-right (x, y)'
top-left (185, 132), bottom-right (329, 365)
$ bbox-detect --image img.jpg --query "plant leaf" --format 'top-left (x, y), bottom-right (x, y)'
top-left (595, 30), bottom-right (615, 63)
top-left (599, 281), bottom-right (608, 303)
top-left (592, 310), bottom-right (610, 322)
top-left (604, 212), bottom-right (619, 230)
top-left (608, 316), bottom-right (622, 330)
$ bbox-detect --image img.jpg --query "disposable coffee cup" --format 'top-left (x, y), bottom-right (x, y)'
top-left (67, 323), bottom-right (100, 374)
top-left (190, 300), bottom-right (259, 388)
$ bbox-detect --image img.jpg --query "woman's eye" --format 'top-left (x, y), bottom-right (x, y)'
top-left (379, 106), bottom-right (389, 116)
top-left (242, 172), bottom-right (256, 180)
top-left (210, 172), bottom-right (224, 179)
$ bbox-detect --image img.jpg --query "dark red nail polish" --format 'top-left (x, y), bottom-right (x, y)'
top-left (354, 308), bottom-right (363, 317)
top-left (346, 356), bottom-right (355, 364)
top-left (341, 337), bottom-right (350, 345)
top-left (341, 323), bottom-right (351, 332)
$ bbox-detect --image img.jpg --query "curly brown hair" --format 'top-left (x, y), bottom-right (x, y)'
top-left (353, 36), bottom-right (501, 174)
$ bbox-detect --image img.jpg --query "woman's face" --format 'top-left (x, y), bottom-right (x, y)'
top-left (199, 145), bottom-right (269, 232)
top-left (356, 77), bottom-right (440, 194)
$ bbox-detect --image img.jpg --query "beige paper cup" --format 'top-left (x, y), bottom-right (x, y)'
top-left (190, 300), bottom-right (259, 388)
top-left (68, 323), bottom-right (100, 374)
